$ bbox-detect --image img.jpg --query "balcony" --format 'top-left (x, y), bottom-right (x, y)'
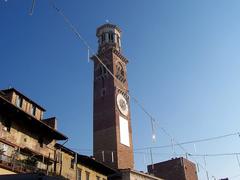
top-left (0, 153), bottom-right (50, 174)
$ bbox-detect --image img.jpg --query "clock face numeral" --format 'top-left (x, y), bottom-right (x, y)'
top-left (117, 93), bottom-right (128, 116)
top-left (119, 99), bottom-right (127, 110)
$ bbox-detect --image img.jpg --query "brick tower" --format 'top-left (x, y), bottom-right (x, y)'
top-left (92, 24), bottom-right (134, 170)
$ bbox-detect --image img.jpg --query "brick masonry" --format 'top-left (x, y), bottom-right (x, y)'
top-left (148, 157), bottom-right (198, 180)
top-left (93, 24), bottom-right (134, 170)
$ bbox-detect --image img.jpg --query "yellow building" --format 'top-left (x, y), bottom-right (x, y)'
top-left (0, 88), bottom-right (67, 176)
top-left (55, 143), bottom-right (116, 180)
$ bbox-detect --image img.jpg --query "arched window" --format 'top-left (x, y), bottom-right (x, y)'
top-left (117, 62), bottom-right (124, 77)
top-left (101, 76), bottom-right (105, 88)
top-left (102, 33), bottom-right (105, 44)
top-left (116, 62), bottom-right (125, 83)
top-left (108, 32), bottom-right (115, 43)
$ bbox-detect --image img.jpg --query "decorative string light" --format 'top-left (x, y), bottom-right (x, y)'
top-left (87, 47), bottom-right (90, 63)
top-left (29, 0), bottom-right (36, 16)
top-left (46, 0), bottom-right (218, 177)
top-left (150, 118), bottom-right (156, 142)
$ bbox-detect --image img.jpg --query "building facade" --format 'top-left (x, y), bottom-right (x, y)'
top-left (92, 23), bottom-right (134, 170)
top-left (147, 157), bottom-right (198, 180)
top-left (109, 169), bottom-right (163, 180)
top-left (0, 87), bottom-right (118, 180)
top-left (0, 88), bottom-right (67, 176)
top-left (55, 143), bottom-right (116, 180)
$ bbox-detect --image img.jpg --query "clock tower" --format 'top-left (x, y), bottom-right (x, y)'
top-left (92, 23), bottom-right (134, 170)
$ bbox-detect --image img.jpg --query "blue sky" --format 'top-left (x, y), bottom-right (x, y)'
top-left (1, 0), bottom-right (240, 179)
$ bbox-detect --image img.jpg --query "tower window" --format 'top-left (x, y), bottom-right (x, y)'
top-left (101, 77), bottom-right (105, 88)
top-left (101, 88), bottom-right (106, 97)
top-left (116, 62), bottom-right (126, 83)
top-left (105, 32), bottom-right (109, 42)
top-left (109, 33), bottom-right (114, 42)
top-left (95, 64), bottom-right (108, 79)
top-left (99, 36), bottom-right (102, 45)
top-left (103, 66), bottom-right (106, 74)
top-left (102, 33), bottom-right (105, 43)
top-left (117, 36), bottom-right (120, 45)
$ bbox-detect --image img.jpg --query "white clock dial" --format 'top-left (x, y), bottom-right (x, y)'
top-left (117, 93), bottom-right (128, 116)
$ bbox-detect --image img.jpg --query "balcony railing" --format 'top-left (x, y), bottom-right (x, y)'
top-left (0, 154), bottom-right (48, 174)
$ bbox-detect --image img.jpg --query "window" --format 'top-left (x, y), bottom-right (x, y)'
top-left (109, 33), bottom-right (114, 43)
top-left (85, 171), bottom-right (90, 180)
top-left (100, 65), bottom-right (107, 77)
top-left (0, 143), bottom-right (8, 155)
top-left (96, 176), bottom-right (100, 180)
top-left (116, 62), bottom-right (126, 83)
top-left (30, 105), bottom-right (36, 116)
top-left (2, 119), bottom-right (12, 132)
top-left (99, 36), bottom-right (102, 45)
top-left (101, 88), bottom-right (106, 97)
top-left (16, 96), bottom-right (23, 108)
top-left (101, 77), bottom-right (105, 88)
top-left (6, 126), bottom-right (11, 132)
top-left (38, 137), bottom-right (44, 148)
top-left (70, 158), bottom-right (75, 169)
top-left (56, 151), bottom-right (62, 162)
top-left (77, 169), bottom-right (82, 180)
top-left (117, 36), bottom-right (120, 45)
top-left (102, 34), bottom-right (105, 43)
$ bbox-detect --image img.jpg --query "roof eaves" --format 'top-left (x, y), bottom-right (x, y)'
top-left (1, 88), bottom-right (46, 111)
top-left (0, 95), bottom-right (67, 140)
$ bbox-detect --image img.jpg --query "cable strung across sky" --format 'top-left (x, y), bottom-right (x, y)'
top-left (135, 131), bottom-right (240, 150)
top-left (71, 131), bottom-right (240, 152)
top-left (2, 0), bottom-right (240, 179)
top-left (47, 0), bottom-right (218, 178)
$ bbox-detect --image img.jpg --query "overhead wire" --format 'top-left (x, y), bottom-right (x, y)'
top-left (229, 173), bottom-right (240, 179)
top-left (135, 132), bottom-right (240, 150)
top-left (236, 154), bottom-right (240, 169)
top-left (70, 131), bottom-right (240, 155)
top-left (49, 0), bottom-right (185, 156)
top-left (48, 0), bottom-right (217, 178)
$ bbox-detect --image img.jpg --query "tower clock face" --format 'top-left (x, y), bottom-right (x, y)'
top-left (117, 93), bottom-right (128, 116)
